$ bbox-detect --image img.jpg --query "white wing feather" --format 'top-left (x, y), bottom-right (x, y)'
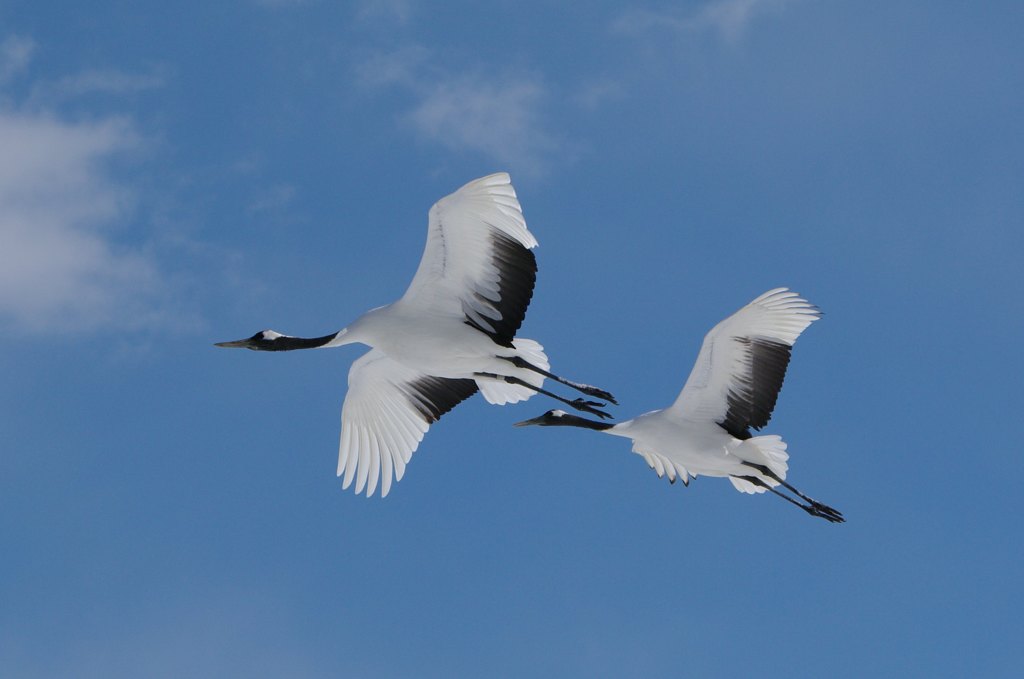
top-left (633, 442), bottom-right (691, 486)
top-left (337, 350), bottom-right (435, 498)
top-left (399, 173), bottom-right (537, 330)
top-left (670, 288), bottom-right (820, 424)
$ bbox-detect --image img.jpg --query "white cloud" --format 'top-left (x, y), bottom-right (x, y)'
top-left (615, 0), bottom-right (793, 44)
top-left (0, 38), bottom-right (173, 335)
top-left (0, 112), bottom-right (162, 332)
top-left (356, 49), bottom-right (558, 174)
top-left (406, 74), bottom-right (556, 172)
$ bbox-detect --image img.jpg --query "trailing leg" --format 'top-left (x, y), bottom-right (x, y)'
top-left (734, 475), bottom-right (844, 523)
top-left (742, 462), bottom-right (844, 522)
top-left (496, 355), bottom-right (617, 404)
top-left (474, 372), bottom-right (612, 419)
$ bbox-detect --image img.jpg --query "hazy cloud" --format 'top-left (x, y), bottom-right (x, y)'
top-left (0, 35), bottom-right (34, 84)
top-left (356, 48), bottom-right (558, 174)
top-left (30, 68), bottom-right (164, 104)
top-left (573, 79), bottom-right (626, 111)
top-left (356, 0), bottom-right (414, 25)
top-left (407, 74), bottom-right (555, 171)
top-left (246, 184), bottom-right (297, 215)
top-left (615, 0), bottom-right (794, 43)
top-left (355, 46), bottom-right (430, 88)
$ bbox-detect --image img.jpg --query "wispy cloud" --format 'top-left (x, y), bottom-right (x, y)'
top-left (573, 79), bottom-right (626, 111)
top-left (355, 46), bottom-right (430, 88)
top-left (246, 183), bottom-right (297, 215)
top-left (0, 112), bottom-right (161, 332)
top-left (356, 48), bottom-right (558, 174)
top-left (0, 35), bottom-right (34, 84)
top-left (29, 68), bottom-right (164, 105)
top-left (406, 74), bottom-right (555, 171)
top-left (0, 37), bottom-right (174, 335)
top-left (615, 0), bottom-right (794, 44)
top-left (356, 0), bottom-right (414, 25)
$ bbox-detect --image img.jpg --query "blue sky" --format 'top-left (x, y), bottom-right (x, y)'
top-left (2, 1), bottom-right (1022, 676)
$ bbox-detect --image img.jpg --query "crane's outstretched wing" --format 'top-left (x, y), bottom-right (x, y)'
top-left (632, 442), bottom-right (692, 487)
top-left (338, 349), bottom-right (477, 497)
top-left (399, 173), bottom-right (538, 347)
top-left (669, 288), bottom-right (820, 440)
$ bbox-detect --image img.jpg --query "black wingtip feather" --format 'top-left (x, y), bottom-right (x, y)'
top-left (406, 376), bottom-right (479, 424)
top-left (464, 231), bottom-right (537, 347)
top-left (717, 338), bottom-right (793, 439)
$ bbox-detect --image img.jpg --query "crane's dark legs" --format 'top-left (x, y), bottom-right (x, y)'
top-left (474, 372), bottom-right (613, 419)
top-left (733, 473), bottom-right (844, 523)
top-left (496, 355), bottom-right (617, 404)
top-left (742, 462), bottom-right (844, 522)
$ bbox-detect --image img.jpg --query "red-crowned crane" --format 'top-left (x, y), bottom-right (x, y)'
top-left (515, 289), bottom-right (843, 523)
top-left (217, 173), bottom-right (614, 497)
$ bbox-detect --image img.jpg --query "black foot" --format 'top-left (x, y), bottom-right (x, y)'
top-left (805, 503), bottom-right (845, 523)
top-left (577, 385), bottom-right (618, 405)
top-left (570, 398), bottom-right (613, 419)
top-left (812, 502), bottom-right (845, 523)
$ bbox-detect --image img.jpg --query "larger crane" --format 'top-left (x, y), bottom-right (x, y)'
top-left (217, 173), bottom-right (614, 497)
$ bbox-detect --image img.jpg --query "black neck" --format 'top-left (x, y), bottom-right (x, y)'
top-left (265, 333), bottom-right (337, 351)
top-left (550, 413), bottom-right (615, 431)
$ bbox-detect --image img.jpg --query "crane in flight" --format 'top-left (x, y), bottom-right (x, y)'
top-left (515, 288), bottom-right (843, 522)
top-left (216, 173), bottom-right (614, 497)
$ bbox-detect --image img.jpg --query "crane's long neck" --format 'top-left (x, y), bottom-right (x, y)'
top-left (269, 332), bottom-right (341, 350)
top-left (275, 327), bottom-right (358, 350)
top-left (516, 411), bottom-right (616, 431)
top-left (215, 327), bottom-right (359, 352)
top-left (555, 413), bottom-right (615, 431)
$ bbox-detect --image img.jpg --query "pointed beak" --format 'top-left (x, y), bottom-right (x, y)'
top-left (214, 338), bottom-right (254, 349)
top-left (513, 415), bottom-right (546, 427)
